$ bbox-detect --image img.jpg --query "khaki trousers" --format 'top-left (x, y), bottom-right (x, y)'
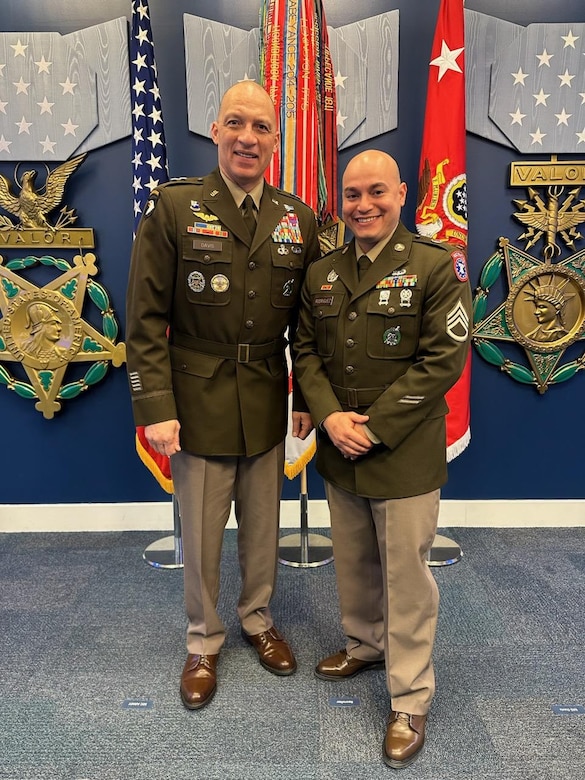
top-left (171, 443), bottom-right (284, 655)
top-left (325, 483), bottom-right (440, 715)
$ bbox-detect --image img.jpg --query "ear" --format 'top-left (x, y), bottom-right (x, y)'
top-left (399, 181), bottom-right (407, 205)
top-left (210, 121), bottom-right (219, 146)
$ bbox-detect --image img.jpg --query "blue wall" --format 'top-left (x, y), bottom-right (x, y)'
top-left (1, 0), bottom-right (584, 506)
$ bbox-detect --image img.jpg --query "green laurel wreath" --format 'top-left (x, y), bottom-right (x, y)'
top-left (0, 254), bottom-right (120, 401)
top-left (473, 252), bottom-right (585, 387)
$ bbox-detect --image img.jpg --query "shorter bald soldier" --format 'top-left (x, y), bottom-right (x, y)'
top-left (126, 81), bottom-right (320, 710)
top-left (294, 150), bottom-right (471, 768)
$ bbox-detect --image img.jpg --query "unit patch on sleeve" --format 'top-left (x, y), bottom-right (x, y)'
top-left (451, 250), bottom-right (468, 282)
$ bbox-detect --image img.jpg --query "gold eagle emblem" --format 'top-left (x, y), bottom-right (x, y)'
top-left (0, 153), bottom-right (86, 230)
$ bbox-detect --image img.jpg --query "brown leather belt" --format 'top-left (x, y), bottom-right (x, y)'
top-left (172, 333), bottom-right (286, 363)
top-left (331, 383), bottom-right (387, 408)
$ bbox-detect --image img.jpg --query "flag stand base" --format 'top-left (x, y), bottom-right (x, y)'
top-left (279, 529), bottom-right (334, 568)
top-left (143, 497), bottom-right (183, 569)
top-left (427, 534), bottom-right (462, 567)
top-left (279, 469), bottom-right (333, 568)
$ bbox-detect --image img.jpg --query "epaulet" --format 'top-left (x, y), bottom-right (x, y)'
top-left (319, 247), bottom-right (339, 261)
top-left (276, 188), bottom-right (306, 204)
top-left (412, 233), bottom-right (453, 252)
top-left (320, 242), bottom-right (350, 261)
top-left (159, 176), bottom-right (203, 189)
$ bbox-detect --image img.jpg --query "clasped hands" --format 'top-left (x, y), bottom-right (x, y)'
top-left (323, 411), bottom-right (373, 460)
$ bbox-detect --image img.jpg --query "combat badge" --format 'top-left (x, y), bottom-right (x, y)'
top-left (473, 157), bottom-right (585, 393)
top-left (0, 156), bottom-right (126, 418)
top-left (187, 271), bottom-right (205, 292)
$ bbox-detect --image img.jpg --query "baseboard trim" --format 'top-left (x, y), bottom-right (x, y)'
top-left (0, 499), bottom-right (583, 532)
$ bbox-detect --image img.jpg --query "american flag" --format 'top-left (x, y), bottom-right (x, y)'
top-left (131, 0), bottom-right (169, 235)
top-left (130, 0), bottom-right (173, 493)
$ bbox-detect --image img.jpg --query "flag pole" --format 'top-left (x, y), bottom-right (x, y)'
top-left (417, 0), bottom-right (468, 566)
top-left (143, 495), bottom-right (184, 569)
top-left (278, 466), bottom-right (333, 568)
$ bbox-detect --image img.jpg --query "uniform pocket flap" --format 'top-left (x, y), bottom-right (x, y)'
top-left (366, 288), bottom-right (421, 317)
top-left (170, 345), bottom-right (222, 378)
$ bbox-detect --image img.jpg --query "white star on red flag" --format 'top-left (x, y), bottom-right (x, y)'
top-left (430, 39), bottom-right (464, 81)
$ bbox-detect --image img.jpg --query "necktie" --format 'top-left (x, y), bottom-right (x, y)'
top-left (358, 254), bottom-right (371, 281)
top-left (242, 194), bottom-right (257, 239)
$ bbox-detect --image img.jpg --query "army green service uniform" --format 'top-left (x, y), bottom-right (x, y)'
top-left (294, 222), bottom-right (472, 714)
top-left (126, 169), bottom-right (320, 654)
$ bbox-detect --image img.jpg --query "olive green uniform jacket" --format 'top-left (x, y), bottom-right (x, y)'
top-left (126, 169), bottom-right (320, 456)
top-left (293, 222), bottom-right (472, 499)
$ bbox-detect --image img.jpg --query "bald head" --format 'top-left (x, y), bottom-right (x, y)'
top-left (342, 150), bottom-right (407, 252)
top-left (343, 150), bottom-right (402, 189)
top-left (217, 81), bottom-right (277, 126)
top-left (211, 81), bottom-right (279, 190)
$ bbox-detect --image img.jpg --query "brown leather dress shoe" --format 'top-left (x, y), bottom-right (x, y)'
top-left (179, 653), bottom-right (219, 710)
top-left (315, 650), bottom-right (385, 681)
top-left (383, 711), bottom-right (427, 768)
top-left (242, 626), bottom-right (297, 676)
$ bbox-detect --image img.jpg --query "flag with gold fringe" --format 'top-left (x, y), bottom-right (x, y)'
top-left (259, 0), bottom-right (338, 478)
top-left (415, 0), bottom-right (471, 461)
top-left (130, 0), bottom-right (173, 492)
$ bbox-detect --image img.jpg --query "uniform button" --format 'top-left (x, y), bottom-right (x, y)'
top-left (348, 311), bottom-right (358, 321)
top-left (387, 306), bottom-right (395, 314)
top-left (245, 320), bottom-right (254, 329)
top-left (317, 310), bottom-right (323, 318)
top-left (248, 290), bottom-right (256, 299)
top-left (345, 365), bottom-right (355, 374)
top-left (181, 363), bottom-right (187, 370)
top-left (248, 261), bottom-right (256, 270)
top-left (346, 338), bottom-right (355, 348)
top-left (289, 261), bottom-right (295, 268)
top-left (203, 254), bottom-right (211, 262)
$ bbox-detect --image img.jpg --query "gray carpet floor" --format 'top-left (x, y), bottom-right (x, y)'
top-left (0, 527), bottom-right (583, 779)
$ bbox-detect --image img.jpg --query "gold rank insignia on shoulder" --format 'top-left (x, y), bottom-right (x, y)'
top-left (0, 155), bottom-right (126, 418)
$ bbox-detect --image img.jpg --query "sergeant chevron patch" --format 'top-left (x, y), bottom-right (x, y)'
top-left (446, 299), bottom-right (469, 342)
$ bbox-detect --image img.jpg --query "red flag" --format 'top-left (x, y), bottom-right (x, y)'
top-left (415, 0), bottom-right (471, 461)
top-left (131, 0), bottom-right (173, 492)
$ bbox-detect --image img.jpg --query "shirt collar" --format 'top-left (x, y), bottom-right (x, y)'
top-left (219, 171), bottom-right (264, 210)
top-left (355, 232), bottom-right (393, 263)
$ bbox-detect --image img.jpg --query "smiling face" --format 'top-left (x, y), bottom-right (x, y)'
top-left (210, 81), bottom-right (279, 191)
top-left (342, 151), bottom-right (407, 253)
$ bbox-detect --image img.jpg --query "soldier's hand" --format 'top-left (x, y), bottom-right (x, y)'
top-left (323, 411), bottom-right (372, 460)
top-left (145, 419), bottom-right (181, 456)
top-left (292, 411), bottom-right (314, 440)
